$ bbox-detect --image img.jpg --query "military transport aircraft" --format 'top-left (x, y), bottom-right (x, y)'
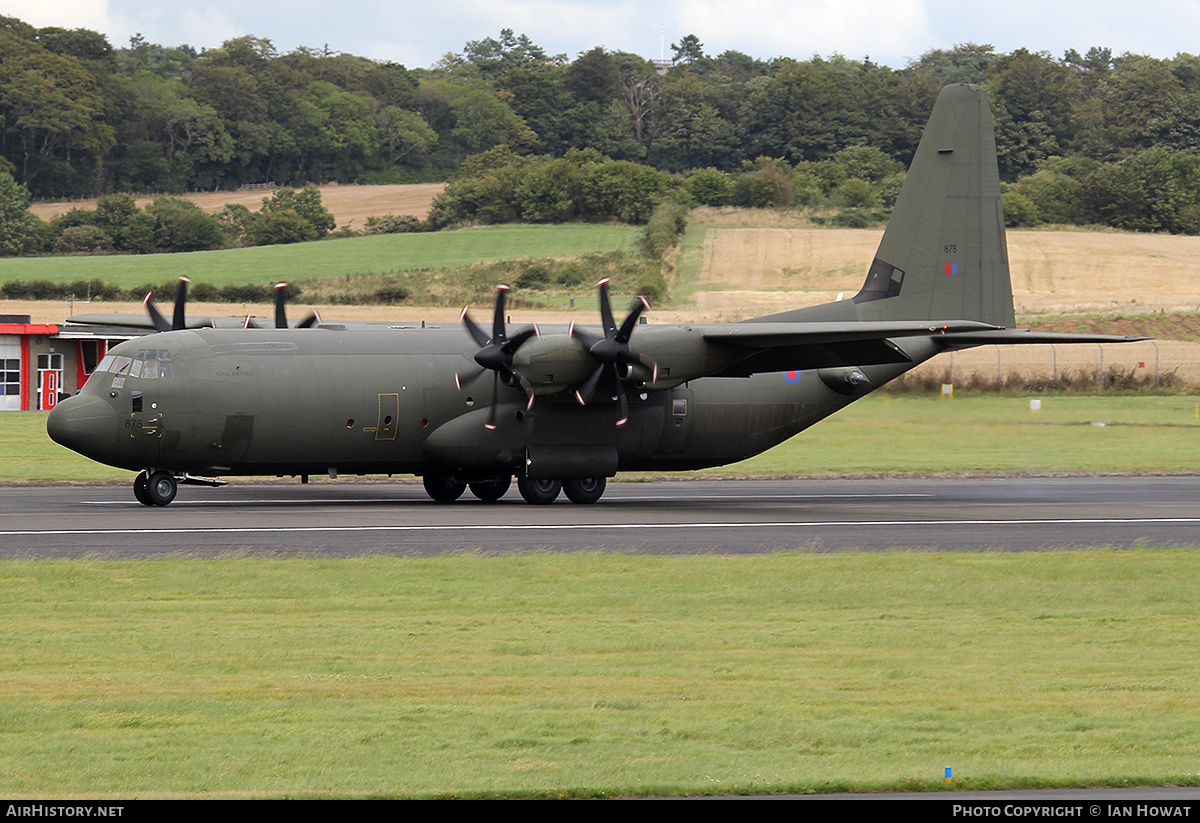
top-left (46, 84), bottom-right (1142, 506)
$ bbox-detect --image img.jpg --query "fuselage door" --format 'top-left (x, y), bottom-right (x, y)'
top-left (373, 393), bottom-right (399, 441)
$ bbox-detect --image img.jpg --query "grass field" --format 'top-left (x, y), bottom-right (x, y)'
top-left (8, 394), bottom-right (1198, 486)
top-left (0, 224), bottom-right (639, 290)
top-left (3, 550), bottom-right (1200, 798)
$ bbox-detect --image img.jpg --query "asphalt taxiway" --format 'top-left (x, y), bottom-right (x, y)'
top-left (2, 475), bottom-right (1199, 558)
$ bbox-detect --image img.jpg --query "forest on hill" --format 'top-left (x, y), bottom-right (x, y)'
top-left (6, 14), bottom-right (1200, 256)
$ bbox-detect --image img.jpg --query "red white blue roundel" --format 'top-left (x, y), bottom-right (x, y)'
top-left (783, 370), bottom-right (801, 384)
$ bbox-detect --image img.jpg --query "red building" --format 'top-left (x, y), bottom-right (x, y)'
top-left (0, 315), bottom-right (137, 411)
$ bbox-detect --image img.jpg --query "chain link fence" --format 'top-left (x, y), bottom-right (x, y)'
top-left (895, 340), bottom-right (1200, 392)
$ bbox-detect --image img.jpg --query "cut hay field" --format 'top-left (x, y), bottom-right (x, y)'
top-left (30, 182), bottom-right (446, 232)
top-left (680, 208), bottom-right (1200, 320)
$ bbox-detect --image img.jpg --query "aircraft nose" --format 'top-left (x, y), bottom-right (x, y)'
top-left (47, 392), bottom-right (116, 458)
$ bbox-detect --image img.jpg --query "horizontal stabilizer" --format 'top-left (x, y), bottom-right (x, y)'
top-left (935, 330), bottom-right (1150, 350)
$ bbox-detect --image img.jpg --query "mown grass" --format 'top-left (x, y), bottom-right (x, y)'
top-left (2, 550), bottom-right (1200, 798)
top-left (710, 393), bottom-right (1200, 477)
top-left (10, 394), bottom-right (1199, 486)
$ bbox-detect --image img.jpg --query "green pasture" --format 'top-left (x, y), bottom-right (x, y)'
top-left (9, 394), bottom-right (1199, 486)
top-left (3, 550), bottom-right (1200, 798)
top-left (0, 225), bottom-right (640, 290)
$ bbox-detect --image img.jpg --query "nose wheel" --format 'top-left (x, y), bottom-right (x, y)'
top-left (133, 470), bottom-right (178, 507)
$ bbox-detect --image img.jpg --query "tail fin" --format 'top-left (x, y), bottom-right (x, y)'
top-left (852, 84), bottom-right (1015, 327)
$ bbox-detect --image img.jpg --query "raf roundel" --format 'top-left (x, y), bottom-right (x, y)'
top-left (783, 371), bottom-right (801, 385)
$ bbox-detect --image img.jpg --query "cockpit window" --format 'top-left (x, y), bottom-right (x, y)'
top-left (104, 351), bottom-right (173, 381)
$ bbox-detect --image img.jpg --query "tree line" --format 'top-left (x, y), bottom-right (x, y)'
top-left (6, 15), bottom-right (1200, 237)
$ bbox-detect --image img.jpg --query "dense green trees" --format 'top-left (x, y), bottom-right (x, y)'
top-left (8, 14), bottom-right (1200, 239)
top-left (0, 171), bottom-right (46, 256)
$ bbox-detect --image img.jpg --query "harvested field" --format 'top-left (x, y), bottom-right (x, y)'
top-left (688, 213), bottom-right (1200, 319)
top-left (29, 183), bottom-right (446, 231)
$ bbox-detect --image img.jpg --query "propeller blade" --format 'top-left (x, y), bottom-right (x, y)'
top-left (455, 365), bottom-right (486, 390)
top-left (571, 327), bottom-right (601, 350)
top-left (273, 282), bottom-right (288, 329)
top-left (484, 373), bottom-right (500, 431)
top-left (616, 296), bottom-right (649, 343)
top-left (616, 390), bottom-right (629, 429)
top-left (502, 327), bottom-right (537, 355)
top-left (143, 292), bottom-right (171, 333)
top-left (297, 310), bottom-right (322, 329)
top-left (172, 276), bottom-right (190, 331)
top-left (491, 283), bottom-right (510, 342)
top-left (574, 367), bottom-right (605, 406)
top-left (515, 373), bottom-right (536, 410)
top-left (596, 278), bottom-right (616, 334)
top-left (460, 307), bottom-right (491, 348)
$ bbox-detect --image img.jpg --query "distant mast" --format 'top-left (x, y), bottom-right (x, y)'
top-left (654, 27), bottom-right (669, 75)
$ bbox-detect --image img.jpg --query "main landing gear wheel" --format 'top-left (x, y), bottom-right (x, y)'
top-left (469, 475), bottom-right (511, 502)
top-left (423, 473), bottom-right (466, 503)
top-left (133, 472), bottom-right (152, 506)
top-left (135, 470), bottom-right (177, 507)
top-left (517, 476), bottom-right (561, 505)
top-left (563, 477), bottom-right (606, 504)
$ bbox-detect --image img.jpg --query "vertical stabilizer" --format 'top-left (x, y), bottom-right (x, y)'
top-left (852, 84), bottom-right (1015, 327)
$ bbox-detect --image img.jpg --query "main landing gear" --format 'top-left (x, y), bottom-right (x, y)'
top-left (133, 469), bottom-right (177, 507)
top-left (422, 473), bottom-right (607, 505)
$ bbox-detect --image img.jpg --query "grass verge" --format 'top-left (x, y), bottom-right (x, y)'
top-left (2, 550), bottom-right (1199, 798)
top-left (10, 394), bottom-right (1199, 486)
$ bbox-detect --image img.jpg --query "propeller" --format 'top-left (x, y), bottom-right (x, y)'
top-left (245, 282), bottom-right (321, 329)
top-left (456, 284), bottom-right (538, 430)
top-left (143, 276), bottom-right (195, 332)
top-left (572, 278), bottom-right (656, 428)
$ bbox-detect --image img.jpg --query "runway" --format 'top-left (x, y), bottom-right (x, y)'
top-left (3, 475), bottom-right (1200, 557)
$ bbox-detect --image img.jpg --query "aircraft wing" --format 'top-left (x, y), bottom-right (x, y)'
top-left (700, 320), bottom-right (1003, 373)
top-left (65, 313), bottom-right (245, 330)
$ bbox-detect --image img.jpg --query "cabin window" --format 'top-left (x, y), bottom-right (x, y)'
top-left (672, 398), bottom-right (688, 416)
top-left (132, 391), bottom-right (143, 414)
